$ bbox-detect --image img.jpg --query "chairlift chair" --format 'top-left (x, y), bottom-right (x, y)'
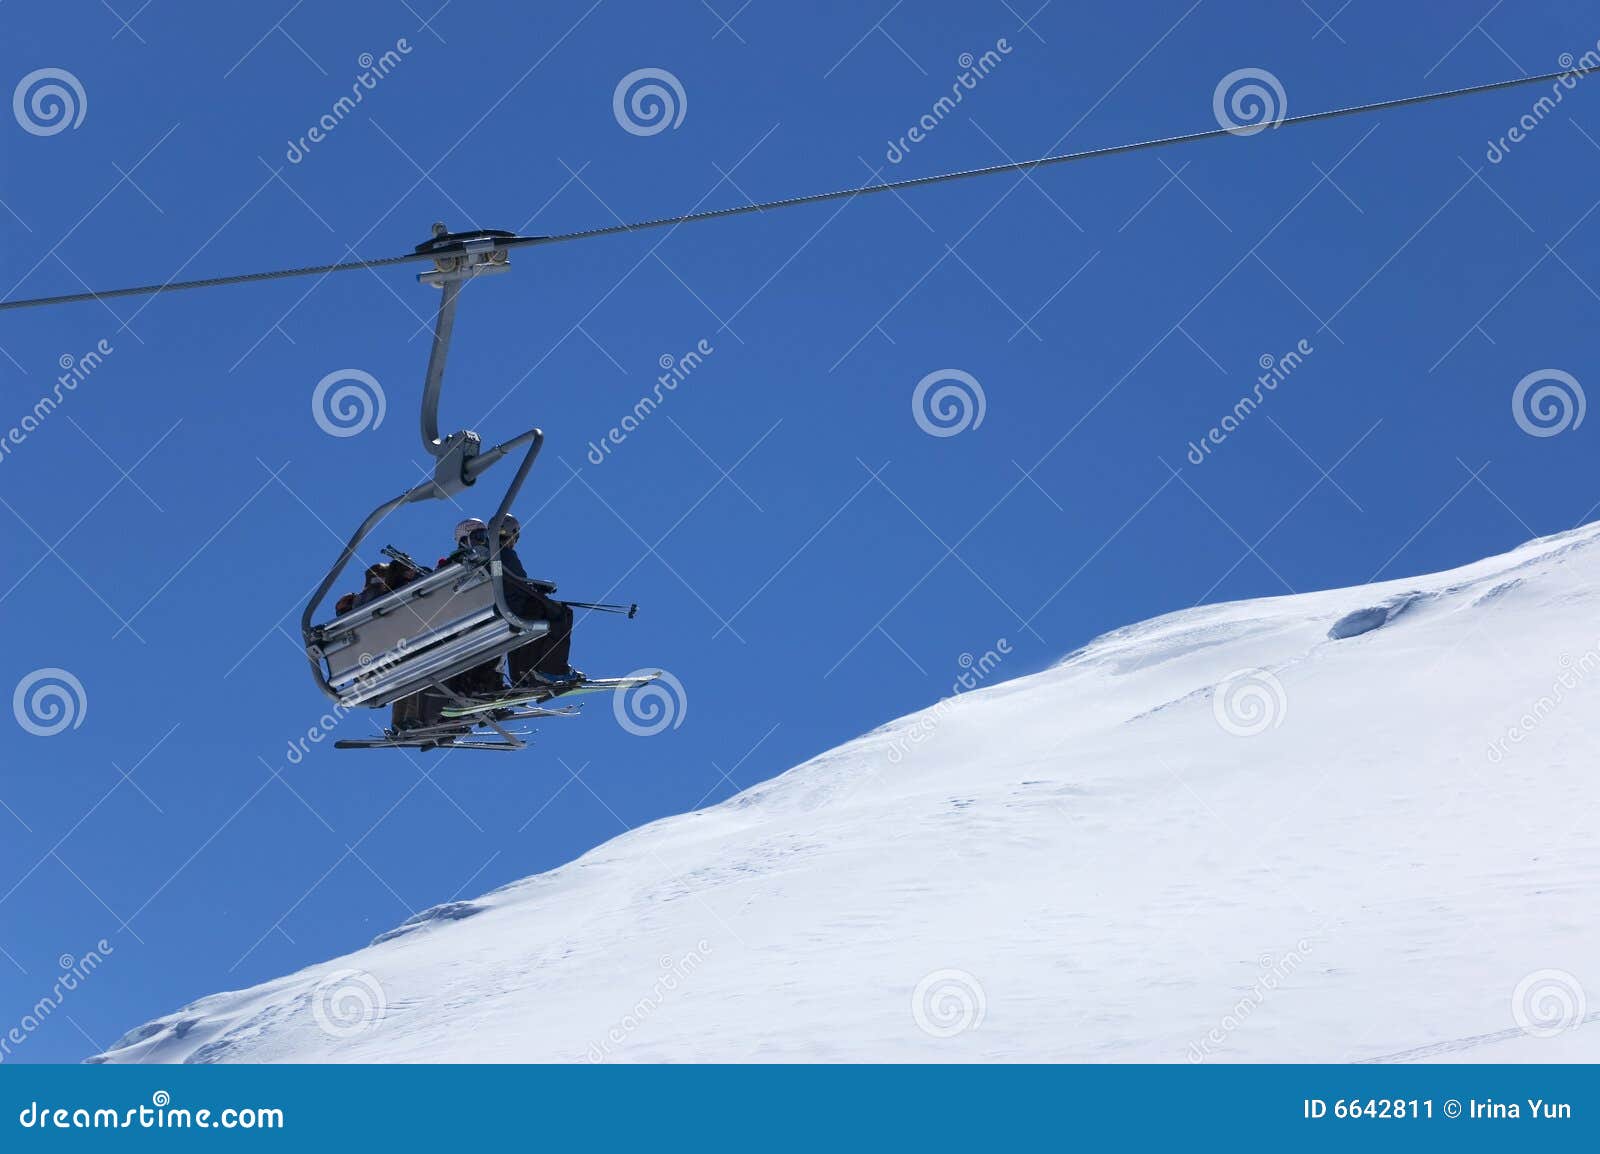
top-left (299, 226), bottom-right (553, 748)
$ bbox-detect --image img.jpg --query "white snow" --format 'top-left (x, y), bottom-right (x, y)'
top-left (93, 525), bottom-right (1600, 1063)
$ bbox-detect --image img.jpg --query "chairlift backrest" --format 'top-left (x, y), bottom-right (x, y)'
top-left (311, 559), bottom-right (546, 708)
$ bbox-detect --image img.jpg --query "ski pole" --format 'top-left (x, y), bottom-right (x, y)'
top-left (565, 600), bottom-right (638, 618)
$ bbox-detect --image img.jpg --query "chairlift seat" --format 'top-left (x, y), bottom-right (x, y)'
top-left (309, 560), bottom-right (547, 709)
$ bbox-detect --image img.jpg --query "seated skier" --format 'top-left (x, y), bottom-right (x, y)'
top-left (391, 520), bottom-right (509, 734)
top-left (496, 514), bottom-right (582, 689)
top-left (340, 561), bottom-right (404, 614)
top-left (441, 517), bottom-right (507, 699)
top-left (437, 517), bottom-right (485, 569)
top-left (360, 559), bottom-right (448, 733)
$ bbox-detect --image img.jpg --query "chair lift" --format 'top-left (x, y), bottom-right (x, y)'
top-left (300, 225), bottom-right (559, 752)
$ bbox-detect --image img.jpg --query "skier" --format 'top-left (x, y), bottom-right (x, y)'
top-left (441, 517), bottom-right (508, 698)
top-left (337, 561), bottom-right (405, 615)
top-left (498, 514), bottom-right (581, 688)
top-left (369, 556), bottom-right (453, 732)
top-left (439, 516), bottom-right (487, 568)
top-left (391, 521), bottom-right (506, 733)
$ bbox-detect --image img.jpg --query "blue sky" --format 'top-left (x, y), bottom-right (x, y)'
top-left (1, 0), bottom-right (1597, 1062)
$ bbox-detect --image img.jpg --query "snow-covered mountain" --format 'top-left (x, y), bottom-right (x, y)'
top-left (94, 526), bottom-right (1600, 1063)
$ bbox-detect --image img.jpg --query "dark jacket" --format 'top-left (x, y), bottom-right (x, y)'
top-left (349, 561), bottom-right (417, 609)
top-left (499, 545), bottom-right (560, 619)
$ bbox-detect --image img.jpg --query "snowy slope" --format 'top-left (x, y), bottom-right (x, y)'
top-left (94, 526), bottom-right (1600, 1063)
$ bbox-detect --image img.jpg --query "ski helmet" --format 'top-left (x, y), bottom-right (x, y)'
top-left (454, 517), bottom-right (486, 546)
top-left (498, 514), bottom-right (522, 541)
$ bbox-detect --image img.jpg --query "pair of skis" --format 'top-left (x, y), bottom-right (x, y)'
top-left (437, 674), bottom-right (658, 718)
top-left (333, 674), bottom-right (661, 752)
